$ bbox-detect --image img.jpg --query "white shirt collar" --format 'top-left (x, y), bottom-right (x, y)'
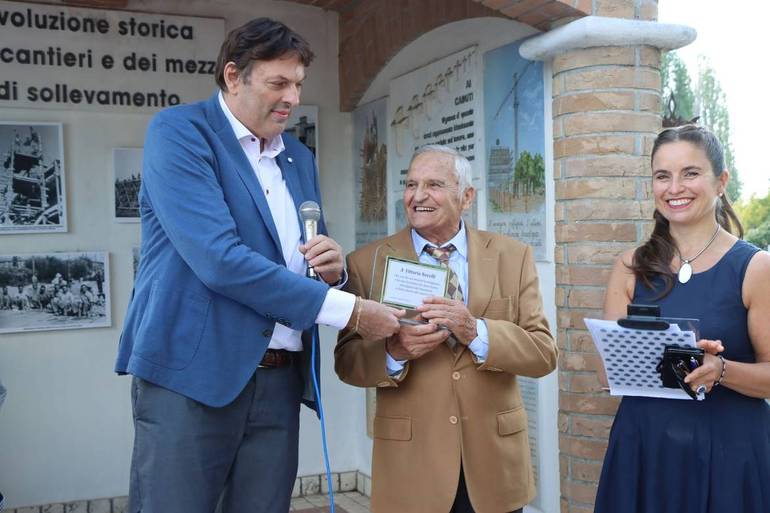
top-left (218, 91), bottom-right (285, 157)
top-left (411, 220), bottom-right (468, 260)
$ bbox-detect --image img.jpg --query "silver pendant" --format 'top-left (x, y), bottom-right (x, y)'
top-left (678, 261), bottom-right (693, 284)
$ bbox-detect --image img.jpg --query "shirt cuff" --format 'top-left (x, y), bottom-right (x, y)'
top-left (468, 319), bottom-right (489, 363)
top-left (386, 350), bottom-right (407, 376)
top-left (329, 268), bottom-right (349, 289)
top-left (316, 288), bottom-right (356, 329)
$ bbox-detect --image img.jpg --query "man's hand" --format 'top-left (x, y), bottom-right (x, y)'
top-left (348, 298), bottom-right (405, 341)
top-left (299, 235), bottom-right (344, 284)
top-left (386, 321), bottom-right (450, 360)
top-left (417, 297), bottom-right (477, 345)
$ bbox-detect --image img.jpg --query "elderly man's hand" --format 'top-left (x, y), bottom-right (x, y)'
top-left (386, 321), bottom-right (450, 361)
top-left (417, 297), bottom-right (477, 345)
top-left (350, 299), bottom-right (405, 341)
top-left (299, 235), bottom-right (344, 284)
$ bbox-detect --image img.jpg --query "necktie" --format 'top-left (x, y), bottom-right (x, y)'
top-left (423, 244), bottom-right (464, 351)
top-left (423, 244), bottom-right (464, 302)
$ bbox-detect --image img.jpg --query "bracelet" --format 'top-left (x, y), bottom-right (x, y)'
top-left (713, 355), bottom-right (726, 387)
top-left (353, 297), bottom-right (363, 334)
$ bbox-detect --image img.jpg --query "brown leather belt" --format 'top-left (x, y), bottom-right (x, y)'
top-left (258, 348), bottom-right (298, 369)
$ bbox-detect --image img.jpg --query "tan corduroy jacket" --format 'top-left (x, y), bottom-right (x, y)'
top-left (335, 226), bottom-right (558, 513)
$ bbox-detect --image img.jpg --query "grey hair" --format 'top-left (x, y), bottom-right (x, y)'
top-left (410, 144), bottom-right (473, 194)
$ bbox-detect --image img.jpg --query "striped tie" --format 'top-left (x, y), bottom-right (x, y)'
top-left (423, 244), bottom-right (463, 349)
top-left (423, 244), bottom-right (464, 302)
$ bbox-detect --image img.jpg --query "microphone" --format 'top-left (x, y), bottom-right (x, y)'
top-left (299, 200), bottom-right (321, 280)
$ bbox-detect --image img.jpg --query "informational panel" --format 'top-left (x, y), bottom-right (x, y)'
top-left (353, 97), bottom-right (388, 248)
top-left (285, 105), bottom-right (318, 159)
top-left (0, 122), bottom-right (66, 233)
top-left (113, 147), bottom-right (142, 222)
top-left (483, 42), bottom-right (546, 260)
top-left (0, 251), bottom-right (110, 334)
top-left (388, 47), bottom-right (482, 233)
top-left (132, 247), bottom-right (141, 281)
top-left (0, 1), bottom-right (224, 112)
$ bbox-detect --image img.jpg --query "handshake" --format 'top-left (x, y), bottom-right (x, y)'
top-left (345, 297), bottom-right (405, 341)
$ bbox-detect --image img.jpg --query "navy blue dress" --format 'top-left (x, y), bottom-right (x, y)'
top-left (595, 240), bottom-right (770, 513)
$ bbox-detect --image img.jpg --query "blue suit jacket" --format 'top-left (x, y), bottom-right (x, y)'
top-left (115, 92), bottom-right (330, 409)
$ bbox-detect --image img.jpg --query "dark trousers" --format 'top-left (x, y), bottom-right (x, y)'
top-left (128, 366), bottom-right (303, 513)
top-left (450, 465), bottom-right (524, 513)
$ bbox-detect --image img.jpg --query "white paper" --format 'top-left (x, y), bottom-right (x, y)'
top-left (585, 318), bottom-right (697, 400)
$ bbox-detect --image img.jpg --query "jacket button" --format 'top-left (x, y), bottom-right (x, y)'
top-left (452, 371), bottom-right (461, 380)
top-left (449, 416), bottom-right (458, 425)
top-left (262, 329), bottom-right (273, 338)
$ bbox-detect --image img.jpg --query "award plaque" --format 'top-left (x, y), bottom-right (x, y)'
top-left (380, 256), bottom-right (449, 310)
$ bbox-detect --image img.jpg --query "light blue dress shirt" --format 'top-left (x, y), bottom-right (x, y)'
top-left (386, 222), bottom-right (489, 374)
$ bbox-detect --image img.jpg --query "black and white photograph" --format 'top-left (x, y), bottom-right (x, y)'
top-left (113, 148), bottom-right (143, 222)
top-left (0, 251), bottom-right (111, 334)
top-left (0, 122), bottom-right (67, 234)
top-left (132, 246), bottom-right (141, 281)
top-left (285, 106), bottom-right (318, 159)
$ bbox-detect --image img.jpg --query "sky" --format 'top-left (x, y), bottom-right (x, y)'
top-left (658, 0), bottom-right (770, 201)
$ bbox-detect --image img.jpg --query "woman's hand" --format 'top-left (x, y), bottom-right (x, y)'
top-left (697, 338), bottom-right (724, 355)
top-left (682, 339), bottom-right (724, 394)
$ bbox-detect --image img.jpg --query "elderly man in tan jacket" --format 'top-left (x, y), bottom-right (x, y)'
top-left (335, 144), bottom-right (557, 513)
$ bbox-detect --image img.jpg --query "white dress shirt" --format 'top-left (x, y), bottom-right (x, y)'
top-left (386, 221), bottom-right (489, 373)
top-left (218, 93), bottom-right (355, 351)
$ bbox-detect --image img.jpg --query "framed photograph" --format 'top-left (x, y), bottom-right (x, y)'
top-left (0, 251), bottom-right (111, 334)
top-left (353, 97), bottom-right (388, 248)
top-left (0, 122), bottom-right (67, 234)
top-left (113, 148), bottom-right (143, 222)
top-left (132, 246), bottom-right (141, 281)
top-left (284, 106), bottom-right (318, 160)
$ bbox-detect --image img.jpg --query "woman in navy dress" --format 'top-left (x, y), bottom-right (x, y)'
top-left (595, 125), bottom-right (770, 513)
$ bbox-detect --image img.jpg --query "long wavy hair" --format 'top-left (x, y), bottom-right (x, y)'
top-left (631, 125), bottom-right (744, 297)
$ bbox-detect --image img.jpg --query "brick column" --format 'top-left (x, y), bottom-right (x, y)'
top-left (551, 2), bottom-right (666, 512)
top-left (553, 41), bottom-right (660, 512)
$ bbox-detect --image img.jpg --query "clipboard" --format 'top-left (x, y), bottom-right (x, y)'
top-left (585, 304), bottom-right (701, 400)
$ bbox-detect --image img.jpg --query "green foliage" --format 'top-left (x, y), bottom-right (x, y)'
top-left (735, 192), bottom-right (770, 229)
top-left (661, 52), bottom-right (743, 200)
top-left (735, 191), bottom-right (770, 248)
top-left (745, 222), bottom-right (770, 249)
top-left (661, 52), bottom-right (695, 120)
top-left (697, 58), bottom-right (743, 200)
top-left (512, 151), bottom-right (545, 197)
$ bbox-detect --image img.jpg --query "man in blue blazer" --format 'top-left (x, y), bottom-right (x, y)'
top-left (115, 18), bottom-right (403, 513)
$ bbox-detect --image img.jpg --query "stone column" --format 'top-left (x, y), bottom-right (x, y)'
top-left (521, 3), bottom-right (695, 512)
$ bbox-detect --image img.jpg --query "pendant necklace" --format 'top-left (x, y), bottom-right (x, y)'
top-left (675, 225), bottom-right (721, 284)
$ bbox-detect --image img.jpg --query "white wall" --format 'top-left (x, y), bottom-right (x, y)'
top-left (0, 0), bottom-right (348, 508)
top-left (0, 5), bottom-right (560, 510)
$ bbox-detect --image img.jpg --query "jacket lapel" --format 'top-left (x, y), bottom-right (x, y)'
top-left (466, 227), bottom-right (497, 318)
top-left (449, 227), bottom-right (498, 364)
top-left (276, 151), bottom-right (307, 241)
top-left (205, 93), bottom-right (282, 252)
